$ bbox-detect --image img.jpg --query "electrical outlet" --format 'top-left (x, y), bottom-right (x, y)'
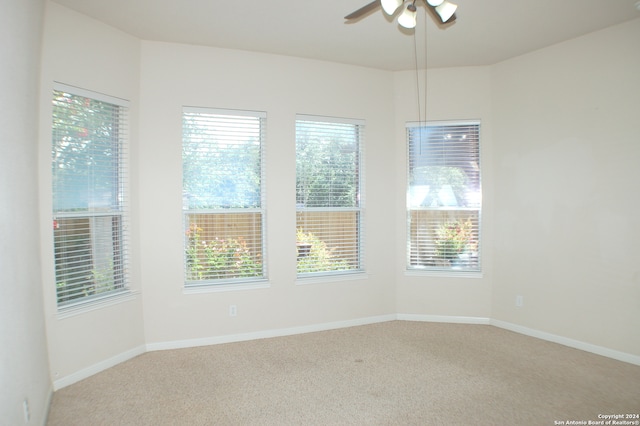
top-left (23, 399), bottom-right (30, 423)
top-left (229, 305), bottom-right (237, 317)
top-left (516, 295), bottom-right (523, 307)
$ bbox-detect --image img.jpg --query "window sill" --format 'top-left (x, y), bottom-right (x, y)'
top-left (57, 290), bottom-right (138, 320)
top-left (183, 279), bottom-right (270, 294)
top-left (296, 271), bottom-right (368, 286)
top-left (405, 268), bottom-right (483, 279)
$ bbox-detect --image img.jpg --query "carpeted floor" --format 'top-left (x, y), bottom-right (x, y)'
top-left (47, 321), bottom-right (640, 425)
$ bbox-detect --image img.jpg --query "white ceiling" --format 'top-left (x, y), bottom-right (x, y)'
top-left (51, 0), bottom-right (640, 71)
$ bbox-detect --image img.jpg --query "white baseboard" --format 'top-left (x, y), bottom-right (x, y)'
top-left (54, 317), bottom-right (394, 389)
top-left (53, 315), bottom-right (640, 390)
top-left (491, 319), bottom-right (640, 366)
top-left (146, 314), bottom-right (398, 352)
top-left (397, 313), bottom-right (491, 325)
top-left (53, 345), bottom-right (146, 390)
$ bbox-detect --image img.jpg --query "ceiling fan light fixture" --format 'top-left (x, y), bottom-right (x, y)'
top-left (381, 0), bottom-right (403, 15)
top-left (345, 0), bottom-right (460, 27)
top-left (397, 3), bottom-right (417, 28)
top-left (435, 1), bottom-right (457, 23)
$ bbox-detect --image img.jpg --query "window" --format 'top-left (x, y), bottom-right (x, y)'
top-left (296, 115), bottom-right (364, 277)
top-left (182, 108), bottom-right (266, 286)
top-left (52, 84), bottom-right (130, 307)
top-left (407, 121), bottom-right (481, 272)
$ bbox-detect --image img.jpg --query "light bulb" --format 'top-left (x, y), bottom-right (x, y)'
top-left (435, 1), bottom-right (457, 23)
top-left (398, 4), bottom-right (417, 29)
top-left (381, 0), bottom-right (403, 15)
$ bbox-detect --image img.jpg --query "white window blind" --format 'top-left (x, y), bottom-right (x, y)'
top-left (183, 108), bottom-right (266, 285)
top-left (407, 121), bottom-right (481, 272)
top-left (296, 115), bottom-right (364, 277)
top-left (52, 84), bottom-right (130, 307)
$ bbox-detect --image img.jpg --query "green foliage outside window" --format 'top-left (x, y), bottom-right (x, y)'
top-left (295, 122), bottom-right (358, 208)
top-left (434, 219), bottom-right (474, 260)
top-left (185, 224), bottom-right (261, 281)
top-left (296, 229), bottom-right (349, 274)
top-left (52, 88), bottom-right (127, 305)
top-left (185, 225), bottom-right (348, 279)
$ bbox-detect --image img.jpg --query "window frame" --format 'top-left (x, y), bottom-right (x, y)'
top-left (295, 114), bottom-right (365, 280)
top-left (406, 119), bottom-right (482, 276)
top-left (182, 107), bottom-right (268, 289)
top-left (51, 83), bottom-right (131, 309)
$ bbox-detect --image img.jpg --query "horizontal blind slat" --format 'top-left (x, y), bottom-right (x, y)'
top-left (296, 115), bottom-right (364, 276)
top-left (183, 108), bottom-right (266, 284)
top-left (407, 121), bottom-right (481, 272)
top-left (52, 87), bottom-right (129, 307)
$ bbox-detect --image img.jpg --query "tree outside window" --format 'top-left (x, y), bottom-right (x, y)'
top-left (296, 116), bottom-right (364, 276)
top-left (51, 86), bottom-right (129, 306)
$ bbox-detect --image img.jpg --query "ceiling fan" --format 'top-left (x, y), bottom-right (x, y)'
top-left (345, 0), bottom-right (457, 28)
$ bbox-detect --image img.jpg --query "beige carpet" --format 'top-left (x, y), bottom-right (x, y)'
top-left (47, 321), bottom-right (640, 425)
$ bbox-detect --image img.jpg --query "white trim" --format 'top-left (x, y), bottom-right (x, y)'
top-left (296, 113), bottom-right (365, 126)
top-left (183, 106), bottom-right (266, 118)
top-left (296, 272), bottom-right (369, 286)
top-left (53, 82), bottom-right (130, 107)
top-left (404, 270), bottom-right (483, 279)
top-left (397, 314), bottom-right (491, 324)
top-left (52, 345), bottom-right (146, 390)
top-left (406, 119), bottom-right (481, 128)
top-left (183, 280), bottom-right (270, 294)
top-left (56, 291), bottom-right (138, 320)
top-left (491, 319), bottom-right (640, 366)
top-left (51, 315), bottom-right (640, 391)
top-left (146, 314), bottom-right (396, 352)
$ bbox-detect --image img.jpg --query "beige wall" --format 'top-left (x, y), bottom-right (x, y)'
top-left (490, 18), bottom-right (640, 356)
top-left (1, 0), bottom-right (51, 423)
top-left (137, 41), bottom-right (397, 345)
top-left (37, 1), bottom-right (640, 390)
top-left (38, 2), bottom-right (146, 383)
top-left (393, 66), bottom-right (494, 319)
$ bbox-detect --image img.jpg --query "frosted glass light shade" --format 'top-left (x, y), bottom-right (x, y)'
top-left (397, 5), bottom-right (417, 28)
top-left (381, 0), bottom-right (403, 15)
top-left (435, 1), bottom-right (457, 22)
top-left (426, 0), bottom-right (444, 6)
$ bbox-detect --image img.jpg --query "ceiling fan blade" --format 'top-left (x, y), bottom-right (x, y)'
top-left (344, 0), bottom-right (380, 20)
